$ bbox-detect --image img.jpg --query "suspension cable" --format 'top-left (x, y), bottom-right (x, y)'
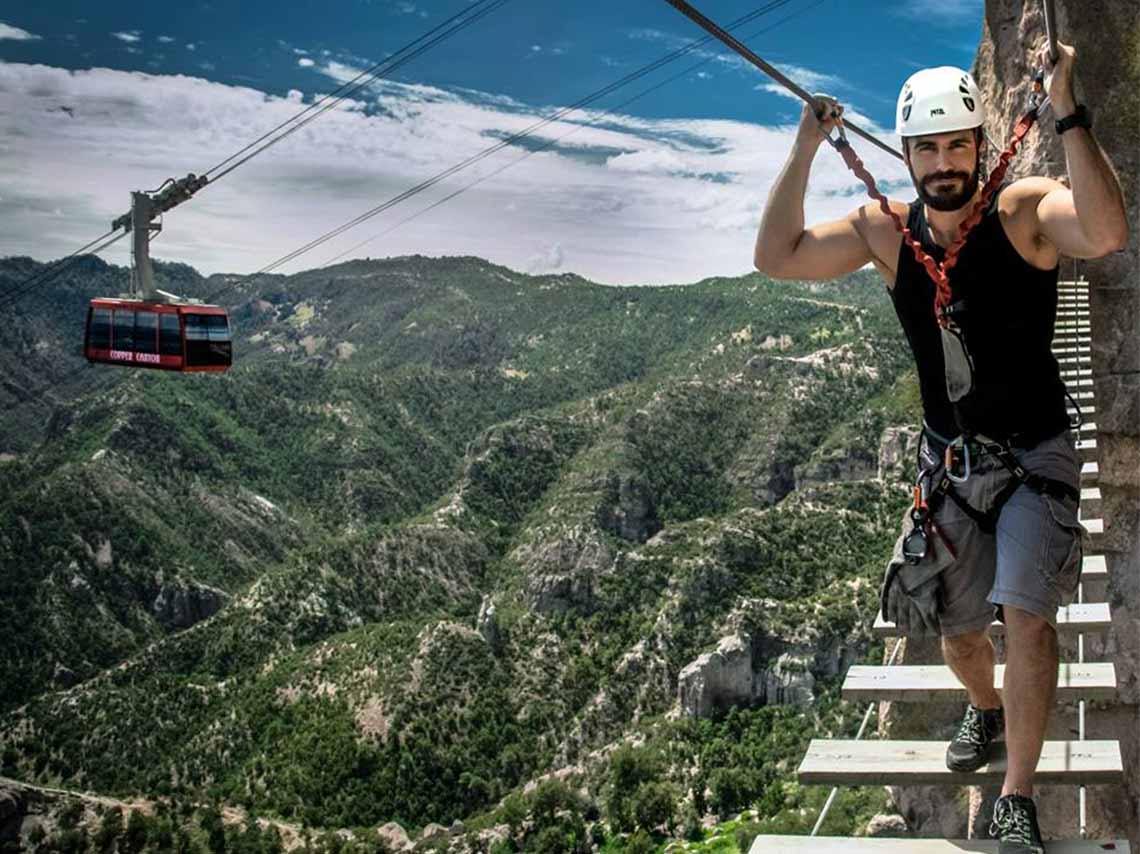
top-left (203, 0), bottom-right (510, 185)
top-left (662, 0), bottom-right (902, 161)
top-left (0, 228), bottom-right (123, 304)
top-left (224, 0), bottom-right (802, 285)
top-left (319, 0), bottom-right (822, 269)
top-left (0, 230), bottom-right (129, 311)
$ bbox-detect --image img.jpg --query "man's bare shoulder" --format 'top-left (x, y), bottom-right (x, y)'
top-left (999, 176), bottom-right (1064, 212)
top-left (845, 198), bottom-right (912, 235)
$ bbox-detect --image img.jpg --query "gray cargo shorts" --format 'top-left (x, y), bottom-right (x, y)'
top-left (895, 429), bottom-right (1085, 636)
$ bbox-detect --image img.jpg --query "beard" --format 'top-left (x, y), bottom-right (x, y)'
top-left (910, 160), bottom-right (982, 212)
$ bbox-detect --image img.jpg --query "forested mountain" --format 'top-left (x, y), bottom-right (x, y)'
top-left (0, 253), bottom-right (921, 854)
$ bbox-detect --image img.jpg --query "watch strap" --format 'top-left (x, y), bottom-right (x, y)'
top-left (1055, 104), bottom-right (1092, 135)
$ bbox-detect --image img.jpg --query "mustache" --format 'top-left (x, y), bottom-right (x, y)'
top-left (923, 172), bottom-right (970, 186)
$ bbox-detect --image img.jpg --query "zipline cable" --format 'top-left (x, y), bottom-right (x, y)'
top-left (661, 0), bottom-right (903, 161)
top-left (0, 228), bottom-right (122, 304)
top-left (204, 0), bottom-right (510, 185)
top-left (0, 230), bottom-right (129, 311)
top-left (1042, 0), bottom-right (1060, 62)
top-left (1, 0), bottom-right (508, 311)
top-left (210, 0), bottom-right (804, 288)
top-left (202, 0), bottom-right (502, 179)
top-left (318, 0), bottom-right (824, 269)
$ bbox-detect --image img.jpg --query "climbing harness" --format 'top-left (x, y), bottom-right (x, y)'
top-left (900, 426), bottom-right (1081, 566)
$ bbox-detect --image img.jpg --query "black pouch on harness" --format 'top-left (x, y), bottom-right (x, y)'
top-left (940, 300), bottom-right (975, 403)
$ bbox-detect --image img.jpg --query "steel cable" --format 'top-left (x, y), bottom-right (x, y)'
top-left (0, 230), bottom-right (129, 311)
top-left (227, 0), bottom-right (802, 286)
top-left (318, 0), bottom-right (821, 269)
top-left (203, 0), bottom-right (510, 185)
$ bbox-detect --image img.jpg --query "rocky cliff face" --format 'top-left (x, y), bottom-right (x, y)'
top-left (888, 0), bottom-right (1139, 845)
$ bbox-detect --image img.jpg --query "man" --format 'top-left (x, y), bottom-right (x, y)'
top-left (753, 43), bottom-right (1127, 854)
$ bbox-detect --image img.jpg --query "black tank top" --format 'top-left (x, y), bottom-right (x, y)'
top-left (888, 186), bottom-right (1070, 441)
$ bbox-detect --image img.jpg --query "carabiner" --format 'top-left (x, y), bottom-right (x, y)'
top-left (945, 438), bottom-right (972, 484)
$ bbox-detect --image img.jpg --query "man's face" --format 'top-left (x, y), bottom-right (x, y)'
top-left (905, 130), bottom-right (982, 212)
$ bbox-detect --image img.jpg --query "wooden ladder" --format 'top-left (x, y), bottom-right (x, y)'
top-left (751, 279), bottom-right (1130, 852)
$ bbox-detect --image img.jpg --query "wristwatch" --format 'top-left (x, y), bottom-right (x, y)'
top-left (1055, 104), bottom-right (1092, 135)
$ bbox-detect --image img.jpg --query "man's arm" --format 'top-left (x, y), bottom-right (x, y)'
top-left (1033, 42), bottom-right (1129, 257)
top-left (753, 99), bottom-right (874, 281)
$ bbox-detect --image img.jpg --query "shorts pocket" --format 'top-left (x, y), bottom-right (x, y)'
top-left (1040, 493), bottom-right (1084, 605)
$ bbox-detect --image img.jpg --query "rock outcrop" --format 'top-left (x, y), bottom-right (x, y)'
top-left (795, 446), bottom-right (878, 489)
top-left (594, 473), bottom-right (662, 544)
top-left (677, 633), bottom-right (815, 719)
top-left (377, 821), bottom-right (413, 852)
top-left (677, 634), bottom-right (755, 718)
top-left (877, 426), bottom-right (922, 484)
top-left (152, 580), bottom-right (228, 630)
top-left (476, 594), bottom-right (502, 650)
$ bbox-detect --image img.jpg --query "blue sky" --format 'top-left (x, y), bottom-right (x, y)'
top-left (0, 1), bottom-right (984, 283)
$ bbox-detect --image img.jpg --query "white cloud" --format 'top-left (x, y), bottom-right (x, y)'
top-left (0, 22), bottom-right (40, 41)
top-left (0, 61), bottom-right (911, 286)
top-left (772, 63), bottom-right (845, 94)
top-left (893, 0), bottom-right (983, 24)
top-left (157, 35), bottom-right (175, 44)
top-left (527, 243), bottom-right (564, 274)
top-left (111, 31), bottom-right (141, 44)
top-left (186, 42), bottom-right (197, 51)
top-left (393, 1), bottom-right (425, 16)
top-left (298, 57), bottom-right (315, 68)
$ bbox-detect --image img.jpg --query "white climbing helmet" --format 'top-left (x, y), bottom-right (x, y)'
top-left (895, 66), bottom-right (986, 138)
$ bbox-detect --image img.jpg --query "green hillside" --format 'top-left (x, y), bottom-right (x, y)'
top-left (0, 254), bottom-right (921, 853)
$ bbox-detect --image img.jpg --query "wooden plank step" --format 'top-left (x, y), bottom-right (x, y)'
top-left (841, 662), bottom-right (1116, 703)
top-left (1070, 389), bottom-right (1095, 401)
top-left (1083, 517), bottom-right (1104, 547)
top-left (1078, 438), bottom-right (1097, 462)
top-left (748, 837), bottom-right (1130, 853)
top-left (1081, 486), bottom-right (1103, 516)
top-left (1082, 460), bottom-right (1099, 486)
top-left (873, 602), bottom-right (1111, 637)
top-left (797, 738), bottom-right (1122, 785)
top-left (1082, 553), bottom-right (1107, 581)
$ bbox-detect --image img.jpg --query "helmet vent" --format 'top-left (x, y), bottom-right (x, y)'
top-left (963, 97), bottom-right (976, 111)
top-left (903, 104), bottom-right (913, 121)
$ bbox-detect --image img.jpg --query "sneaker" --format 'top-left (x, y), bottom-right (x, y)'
top-left (945, 704), bottom-right (1004, 772)
top-left (990, 793), bottom-right (1045, 853)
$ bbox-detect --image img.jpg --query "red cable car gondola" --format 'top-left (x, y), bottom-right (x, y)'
top-left (84, 298), bottom-right (232, 372)
top-left (86, 182), bottom-right (232, 372)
